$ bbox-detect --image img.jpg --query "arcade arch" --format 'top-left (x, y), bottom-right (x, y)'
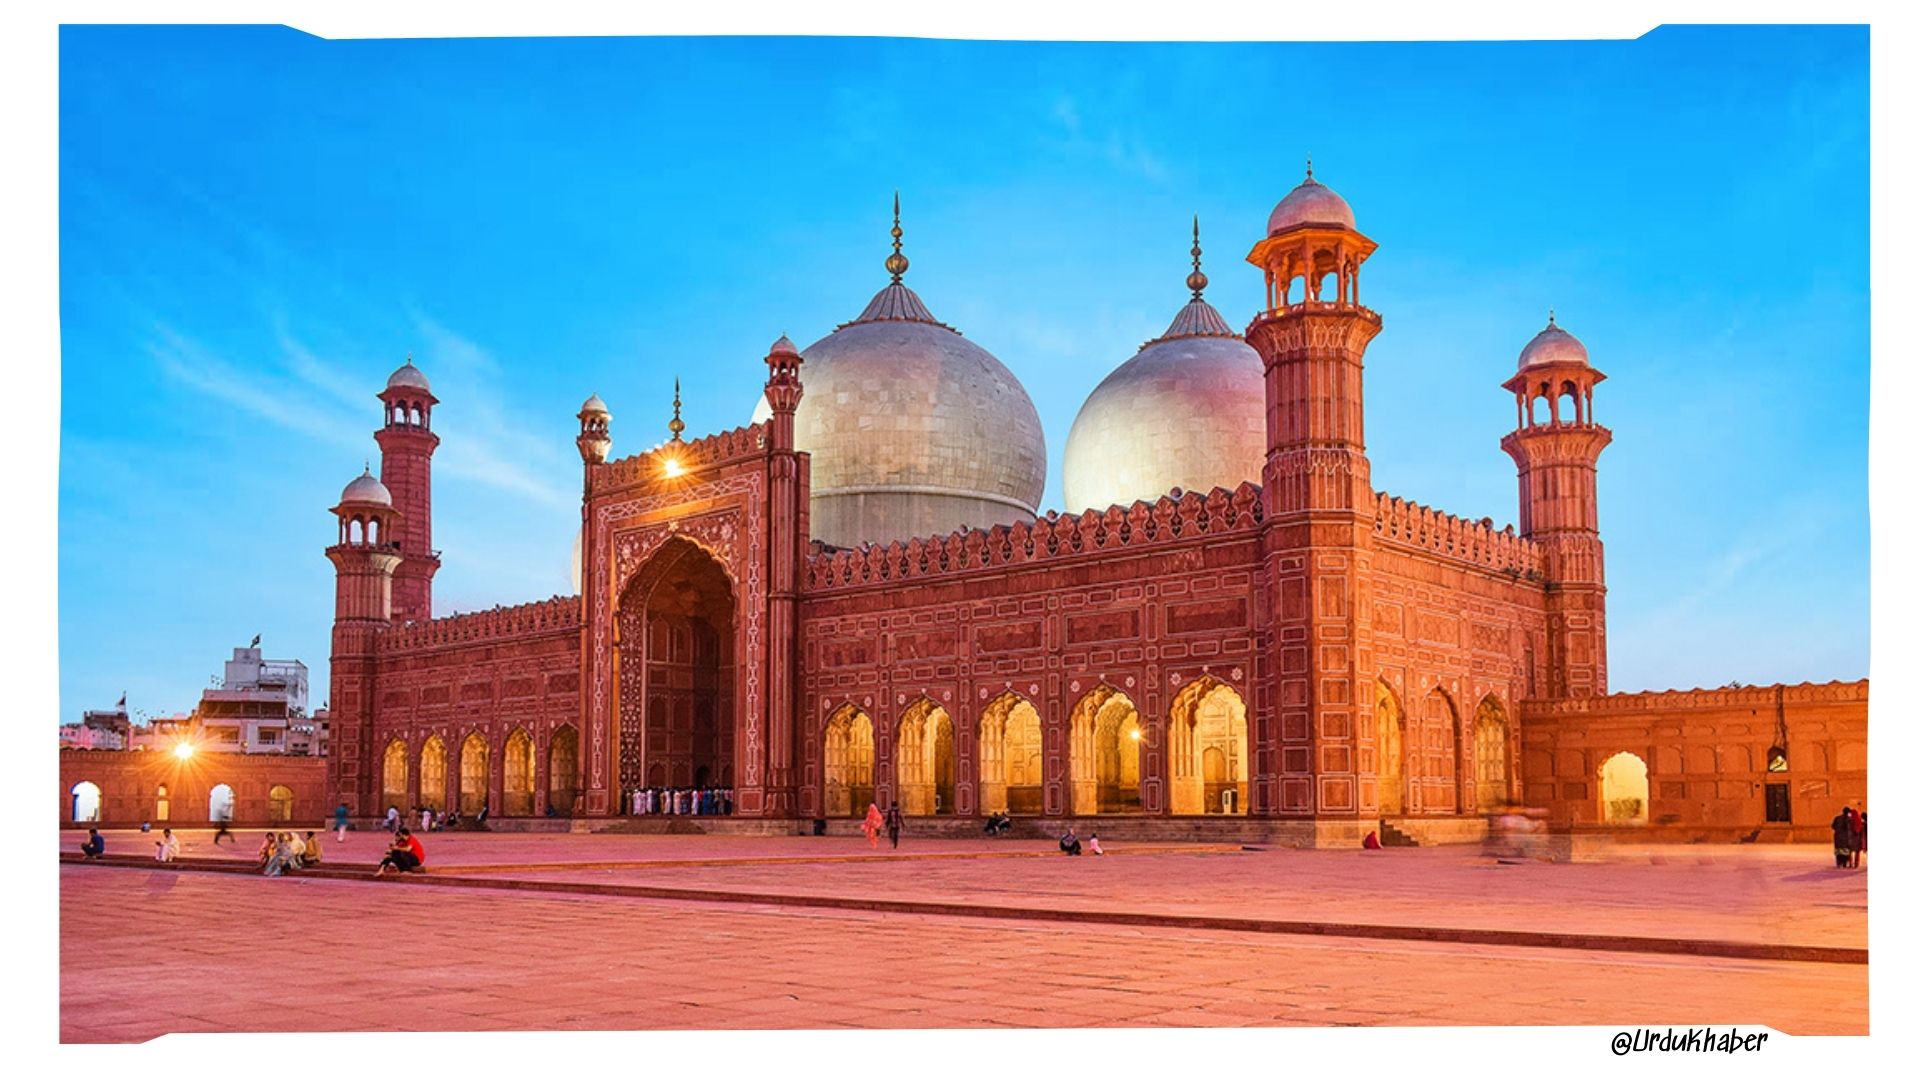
top-left (503, 728), bottom-right (535, 816)
top-left (1376, 680), bottom-right (1407, 816)
top-left (1069, 686), bottom-right (1143, 815)
top-left (823, 704), bottom-right (876, 817)
top-left (154, 784), bottom-right (170, 822)
top-left (895, 698), bottom-right (955, 816)
top-left (548, 725), bottom-right (580, 816)
top-left (1599, 751), bottom-right (1649, 824)
top-left (1473, 695), bottom-right (1511, 810)
top-left (419, 735), bottom-right (447, 812)
top-left (1410, 687), bottom-right (1462, 815)
top-left (977, 692), bottom-right (1044, 815)
top-left (70, 780), bottom-right (102, 823)
top-left (208, 783), bottom-right (235, 823)
top-left (459, 732), bottom-right (489, 816)
top-left (1170, 676), bottom-right (1248, 815)
top-left (268, 784), bottom-right (294, 822)
top-left (381, 738), bottom-right (409, 813)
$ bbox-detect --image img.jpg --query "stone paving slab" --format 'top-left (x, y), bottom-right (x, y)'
top-left (58, 866), bottom-right (1868, 1042)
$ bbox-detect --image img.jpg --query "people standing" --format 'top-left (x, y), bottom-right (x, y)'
top-left (885, 801), bottom-right (904, 850)
top-left (155, 828), bottom-right (180, 862)
top-left (1853, 810), bottom-right (1867, 868)
top-left (862, 802), bottom-right (884, 850)
top-left (419, 806), bottom-right (432, 833)
top-left (334, 801), bottom-right (351, 842)
top-left (384, 805), bottom-right (400, 835)
top-left (1830, 807), bottom-right (1854, 868)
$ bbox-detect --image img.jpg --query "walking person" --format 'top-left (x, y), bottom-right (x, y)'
top-left (334, 801), bottom-right (351, 842)
top-left (212, 816), bottom-right (235, 846)
top-left (1830, 806), bottom-right (1854, 868)
top-left (862, 802), bottom-right (884, 850)
top-left (1847, 806), bottom-right (1866, 869)
top-left (384, 805), bottom-right (400, 835)
top-left (1853, 810), bottom-right (1867, 868)
top-left (885, 801), bottom-right (903, 850)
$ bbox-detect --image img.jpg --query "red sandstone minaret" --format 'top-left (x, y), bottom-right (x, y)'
top-left (323, 468), bottom-right (403, 816)
top-left (1501, 315), bottom-right (1611, 697)
top-left (761, 335), bottom-right (807, 815)
top-left (375, 358), bottom-right (440, 625)
top-left (1243, 162), bottom-right (1382, 837)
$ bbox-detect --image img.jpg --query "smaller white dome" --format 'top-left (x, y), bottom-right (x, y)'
top-left (339, 468), bottom-right (392, 507)
top-left (1267, 169), bottom-right (1356, 234)
top-left (1518, 315), bottom-right (1589, 370)
top-left (580, 393), bottom-right (610, 417)
top-left (386, 359), bottom-right (430, 393)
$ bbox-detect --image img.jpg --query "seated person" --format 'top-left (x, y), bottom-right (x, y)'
top-left (375, 829), bottom-right (426, 876)
top-left (255, 832), bottom-right (277, 868)
top-left (1087, 832), bottom-right (1105, 856)
top-left (1058, 828), bottom-right (1082, 856)
top-left (298, 831), bottom-right (322, 867)
top-left (154, 828), bottom-right (180, 862)
top-left (264, 833), bottom-right (299, 877)
top-left (79, 829), bottom-right (105, 859)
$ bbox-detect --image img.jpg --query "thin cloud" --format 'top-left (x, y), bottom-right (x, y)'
top-left (149, 325), bottom-right (365, 453)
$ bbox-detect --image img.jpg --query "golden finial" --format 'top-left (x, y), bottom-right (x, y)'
top-left (1186, 215), bottom-right (1208, 299)
top-left (667, 377), bottom-right (685, 442)
top-left (884, 191), bottom-right (909, 284)
top-left (1305, 154), bottom-right (1314, 182)
top-left (1548, 307), bottom-right (1557, 327)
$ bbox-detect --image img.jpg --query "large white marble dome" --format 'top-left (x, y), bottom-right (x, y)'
top-left (754, 246), bottom-right (1045, 549)
top-left (1062, 237), bottom-right (1264, 513)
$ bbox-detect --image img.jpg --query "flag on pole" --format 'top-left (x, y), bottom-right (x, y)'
top-left (116, 692), bottom-right (127, 709)
top-left (250, 633), bottom-right (262, 648)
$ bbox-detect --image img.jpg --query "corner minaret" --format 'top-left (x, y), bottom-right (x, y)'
top-left (1501, 314), bottom-right (1612, 697)
top-left (375, 357), bottom-right (440, 624)
top-left (324, 467), bottom-right (403, 816)
top-left (1243, 161), bottom-right (1382, 836)
top-left (761, 335), bottom-right (807, 815)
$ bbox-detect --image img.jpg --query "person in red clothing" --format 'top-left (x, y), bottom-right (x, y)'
top-left (374, 828), bottom-right (426, 876)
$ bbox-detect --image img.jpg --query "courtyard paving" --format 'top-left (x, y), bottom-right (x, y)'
top-left (59, 831), bottom-right (1870, 1041)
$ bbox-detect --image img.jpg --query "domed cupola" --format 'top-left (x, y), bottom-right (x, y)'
top-left (338, 466), bottom-right (393, 508)
top-left (385, 357), bottom-right (431, 393)
top-left (1266, 159), bottom-right (1356, 235)
top-left (1063, 219), bottom-right (1265, 512)
top-left (755, 195), bottom-right (1046, 548)
top-left (1517, 312), bottom-right (1590, 370)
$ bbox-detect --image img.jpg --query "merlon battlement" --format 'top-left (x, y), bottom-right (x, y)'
top-left (382, 595), bottom-right (581, 651)
top-left (804, 481), bottom-right (1265, 592)
top-left (1371, 491), bottom-right (1542, 577)
top-left (1522, 679), bottom-right (1868, 714)
top-left (591, 423), bottom-right (768, 494)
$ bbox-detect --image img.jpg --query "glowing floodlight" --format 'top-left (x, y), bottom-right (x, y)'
top-left (173, 741), bottom-right (196, 761)
top-left (662, 457), bottom-right (685, 478)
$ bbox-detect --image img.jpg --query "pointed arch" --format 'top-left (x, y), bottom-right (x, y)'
top-left (70, 781), bottom-right (102, 823)
top-left (894, 697), bottom-right (955, 816)
top-left (503, 728), bottom-right (536, 816)
top-left (547, 725), bottom-right (580, 816)
top-left (1375, 679), bottom-right (1407, 816)
top-left (419, 735), bottom-right (448, 812)
top-left (459, 732), bottom-right (489, 816)
top-left (617, 535), bottom-right (737, 793)
top-left (1169, 675), bottom-right (1248, 815)
top-left (268, 784), bottom-right (295, 822)
top-left (1412, 686), bottom-right (1461, 815)
top-left (823, 704), bottom-right (876, 817)
top-left (154, 783), bottom-right (171, 822)
top-left (977, 691), bottom-right (1044, 815)
top-left (381, 738), bottom-right (409, 814)
top-left (1069, 684), bottom-right (1143, 815)
top-left (1472, 694), bottom-right (1511, 811)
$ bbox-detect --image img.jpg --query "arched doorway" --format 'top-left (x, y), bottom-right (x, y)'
top-left (548, 725), bottom-right (580, 816)
top-left (503, 729), bottom-right (535, 816)
top-left (1472, 695), bottom-right (1511, 811)
top-left (70, 781), bottom-right (102, 823)
top-left (823, 704), bottom-right (876, 817)
top-left (1170, 677), bottom-right (1247, 815)
top-left (268, 785), bottom-right (294, 822)
top-left (617, 537), bottom-right (737, 793)
top-left (419, 735), bottom-right (447, 812)
top-left (895, 698), bottom-right (955, 816)
top-left (1069, 686), bottom-right (1142, 815)
top-left (459, 733), bottom-right (489, 816)
top-left (154, 784), bottom-right (171, 822)
top-left (1376, 680), bottom-right (1406, 816)
top-left (1410, 688), bottom-right (1461, 814)
top-left (208, 783), bottom-right (234, 824)
top-left (381, 739), bottom-right (409, 814)
top-left (978, 692), bottom-right (1043, 815)
top-left (1599, 751), bottom-right (1649, 824)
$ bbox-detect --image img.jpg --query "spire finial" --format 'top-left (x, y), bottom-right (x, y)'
top-left (668, 377), bottom-right (685, 442)
top-left (1548, 307), bottom-right (1557, 327)
top-left (363, 460), bottom-right (371, 475)
top-left (884, 191), bottom-right (909, 284)
top-left (1305, 154), bottom-right (1314, 181)
top-left (1185, 215), bottom-right (1208, 299)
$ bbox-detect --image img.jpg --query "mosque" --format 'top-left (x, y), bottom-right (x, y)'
top-left (323, 168), bottom-right (1866, 844)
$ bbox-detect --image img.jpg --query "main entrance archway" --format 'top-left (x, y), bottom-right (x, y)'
top-left (895, 698), bottom-right (955, 816)
top-left (1069, 686), bottom-right (1142, 815)
top-left (618, 537), bottom-right (736, 794)
top-left (1170, 677), bottom-right (1247, 815)
top-left (978, 692), bottom-right (1043, 815)
top-left (823, 704), bottom-right (876, 817)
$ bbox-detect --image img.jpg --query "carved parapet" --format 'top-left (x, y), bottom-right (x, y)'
top-left (590, 423), bottom-right (768, 495)
top-left (1521, 678), bottom-right (1868, 715)
top-left (802, 481), bottom-right (1265, 593)
top-left (381, 595), bottom-right (582, 653)
top-left (1371, 491), bottom-right (1543, 578)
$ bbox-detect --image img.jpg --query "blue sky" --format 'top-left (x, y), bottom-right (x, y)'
top-left (58, 25), bottom-right (1868, 722)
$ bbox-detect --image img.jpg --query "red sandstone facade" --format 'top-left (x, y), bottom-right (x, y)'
top-left (61, 749), bottom-right (329, 828)
top-left (308, 201), bottom-right (1866, 844)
